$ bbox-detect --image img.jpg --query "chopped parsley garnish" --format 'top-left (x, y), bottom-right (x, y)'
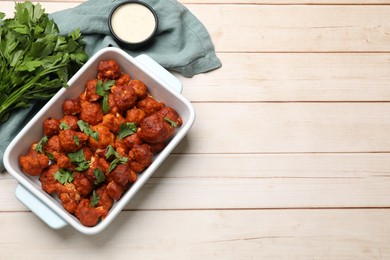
top-left (73, 135), bottom-right (80, 145)
top-left (164, 117), bottom-right (178, 128)
top-left (108, 157), bottom-right (128, 173)
top-left (95, 80), bottom-right (115, 96)
top-left (95, 79), bottom-right (115, 114)
top-left (34, 136), bottom-right (48, 153)
top-left (67, 149), bottom-right (90, 172)
top-left (45, 152), bottom-right (55, 160)
top-left (101, 95), bottom-right (110, 114)
top-left (59, 121), bottom-right (70, 130)
top-left (91, 132), bottom-right (99, 141)
top-left (67, 149), bottom-right (86, 163)
top-left (93, 168), bottom-right (106, 185)
top-left (105, 145), bottom-right (128, 172)
top-left (77, 120), bottom-right (99, 141)
top-left (74, 161), bottom-right (90, 172)
top-left (90, 190), bottom-right (100, 208)
top-left (106, 145), bottom-right (120, 159)
top-left (118, 122), bottom-right (137, 140)
top-left (54, 168), bottom-right (74, 185)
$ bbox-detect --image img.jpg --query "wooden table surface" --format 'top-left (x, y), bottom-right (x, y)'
top-left (2, 0), bottom-right (390, 259)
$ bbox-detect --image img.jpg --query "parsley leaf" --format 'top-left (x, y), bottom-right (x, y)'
top-left (95, 80), bottom-right (115, 96)
top-left (105, 145), bottom-right (128, 172)
top-left (106, 145), bottom-right (120, 159)
top-left (59, 121), bottom-right (70, 130)
top-left (91, 132), bottom-right (99, 141)
top-left (73, 135), bottom-right (80, 145)
top-left (34, 135), bottom-right (48, 153)
top-left (0, 2), bottom-right (88, 123)
top-left (93, 168), bottom-right (106, 185)
top-left (101, 94), bottom-right (110, 114)
top-left (108, 157), bottom-right (128, 173)
top-left (46, 152), bottom-right (55, 160)
top-left (95, 79), bottom-right (115, 114)
top-left (118, 122), bottom-right (137, 140)
top-left (90, 190), bottom-right (100, 208)
top-left (67, 149), bottom-right (86, 162)
top-left (95, 80), bottom-right (104, 96)
top-left (54, 168), bottom-right (74, 185)
top-left (77, 120), bottom-right (98, 141)
top-left (67, 149), bottom-right (90, 172)
top-left (74, 161), bottom-right (89, 172)
top-left (164, 117), bottom-right (178, 128)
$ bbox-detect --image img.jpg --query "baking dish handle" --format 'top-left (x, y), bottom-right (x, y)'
top-left (135, 54), bottom-right (183, 94)
top-left (15, 184), bottom-right (67, 229)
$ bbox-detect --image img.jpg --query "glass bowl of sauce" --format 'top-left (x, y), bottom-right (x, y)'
top-left (108, 1), bottom-right (158, 49)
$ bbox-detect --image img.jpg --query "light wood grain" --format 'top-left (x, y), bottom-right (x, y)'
top-left (187, 4), bottom-right (390, 52)
top-left (175, 103), bottom-right (390, 153)
top-left (3, 173), bottom-right (390, 210)
top-left (180, 53), bottom-right (390, 102)
top-left (1, 209), bottom-right (390, 259)
top-left (1, 0), bottom-right (390, 258)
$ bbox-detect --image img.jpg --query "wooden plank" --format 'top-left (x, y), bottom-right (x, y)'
top-left (179, 53), bottom-right (390, 102)
top-left (176, 103), bottom-right (390, 153)
top-left (5, 173), bottom-right (390, 210)
top-left (124, 177), bottom-right (390, 209)
top-left (157, 153), bottom-right (390, 178)
top-left (0, 209), bottom-right (389, 259)
top-left (3, 3), bottom-right (390, 52)
top-left (187, 5), bottom-right (390, 52)
top-left (3, 153), bottom-right (390, 211)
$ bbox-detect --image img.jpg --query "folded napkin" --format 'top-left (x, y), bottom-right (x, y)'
top-left (0, 102), bottom-right (43, 171)
top-left (0, 0), bottom-right (221, 171)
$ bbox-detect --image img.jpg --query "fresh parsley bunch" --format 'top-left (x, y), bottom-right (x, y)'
top-left (0, 2), bottom-right (88, 123)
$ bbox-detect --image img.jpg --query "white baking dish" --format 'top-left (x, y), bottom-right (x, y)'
top-left (3, 47), bottom-right (195, 235)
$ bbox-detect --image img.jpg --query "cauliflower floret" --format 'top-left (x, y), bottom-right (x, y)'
top-left (19, 144), bottom-right (49, 176)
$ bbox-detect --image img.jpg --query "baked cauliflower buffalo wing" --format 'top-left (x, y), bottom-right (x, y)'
top-left (18, 59), bottom-right (182, 227)
top-left (62, 98), bottom-right (81, 115)
top-left (75, 198), bottom-right (108, 227)
top-left (97, 59), bottom-right (122, 80)
top-left (43, 118), bottom-right (60, 137)
top-left (19, 144), bottom-right (49, 176)
top-left (79, 100), bottom-right (104, 126)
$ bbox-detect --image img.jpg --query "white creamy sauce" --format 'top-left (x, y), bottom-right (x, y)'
top-left (111, 3), bottom-right (156, 43)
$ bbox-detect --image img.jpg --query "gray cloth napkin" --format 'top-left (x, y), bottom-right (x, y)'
top-left (0, 0), bottom-right (221, 171)
top-left (0, 102), bottom-right (43, 171)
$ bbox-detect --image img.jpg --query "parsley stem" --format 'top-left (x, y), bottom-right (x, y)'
top-left (0, 63), bottom-right (65, 118)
